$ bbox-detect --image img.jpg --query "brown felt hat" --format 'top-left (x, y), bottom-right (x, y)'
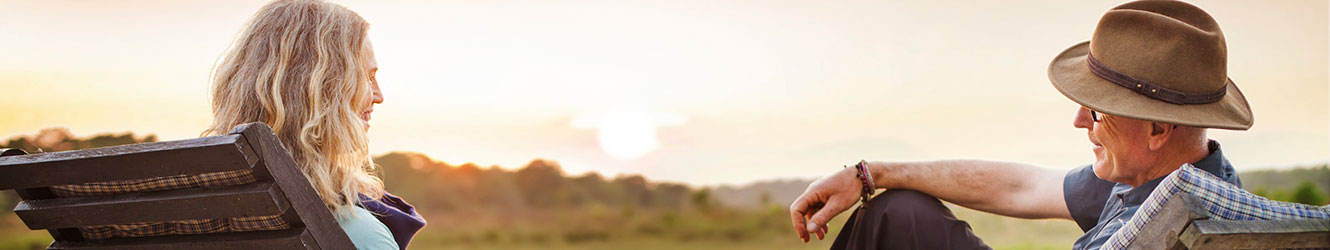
top-left (1049, 0), bottom-right (1253, 130)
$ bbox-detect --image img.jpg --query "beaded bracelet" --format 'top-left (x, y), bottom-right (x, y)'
top-left (854, 160), bottom-right (875, 207)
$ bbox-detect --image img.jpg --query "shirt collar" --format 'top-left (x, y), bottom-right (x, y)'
top-left (1191, 140), bottom-right (1232, 180)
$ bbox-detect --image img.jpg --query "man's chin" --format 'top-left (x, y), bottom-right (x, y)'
top-left (1091, 162), bottom-right (1112, 181)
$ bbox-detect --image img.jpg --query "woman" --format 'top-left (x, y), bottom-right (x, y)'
top-left (205, 0), bottom-right (424, 249)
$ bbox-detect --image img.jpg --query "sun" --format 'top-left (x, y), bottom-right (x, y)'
top-left (596, 112), bottom-right (658, 160)
top-left (571, 109), bottom-right (687, 160)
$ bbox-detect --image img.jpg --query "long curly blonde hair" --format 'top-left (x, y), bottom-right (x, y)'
top-left (204, 0), bottom-right (383, 212)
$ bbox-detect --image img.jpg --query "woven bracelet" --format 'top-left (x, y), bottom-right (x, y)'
top-left (854, 160), bottom-right (875, 207)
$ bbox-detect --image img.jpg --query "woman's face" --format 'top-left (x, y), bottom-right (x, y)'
top-left (361, 42), bottom-right (384, 128)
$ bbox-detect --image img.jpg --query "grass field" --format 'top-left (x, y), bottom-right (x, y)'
top-left (0, 204), bottom-right (1079, 250)
top-left (397, 205), bottom-right (1080, 250)
top-left (0, 216), bottom-right (49, 250)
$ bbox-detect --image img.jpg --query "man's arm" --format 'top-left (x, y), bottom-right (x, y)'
top-left (790, 160), bottom-right (1071, 242)
top-left (872, 160), bottom-right (1071, 220)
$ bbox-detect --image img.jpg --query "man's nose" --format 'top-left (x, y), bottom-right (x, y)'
top-left (1073, 107), bottom-right (1093, 129)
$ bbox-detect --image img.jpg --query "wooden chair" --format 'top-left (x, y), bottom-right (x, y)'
top-left (1127, 194), bottom-right (1330, 250)
top-left (0, 123), bottom-right (355, 250)
top-left (1107, 164), bottom-right (1330, 250)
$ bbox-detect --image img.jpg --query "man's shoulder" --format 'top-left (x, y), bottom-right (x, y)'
top-left (1064, 164), bottom-right (1118, 232)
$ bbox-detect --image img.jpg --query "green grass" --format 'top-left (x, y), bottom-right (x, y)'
top-left (0, 205), bottom-right (1081, 250)
top-left (396, 204), bottom-right (1080, 250)
top-left (0, 215), bottom-right (50, 250)
top-left (951, 204), bottom-right (1082, 250)
top-left (410, 233), bottom-right (836, 250)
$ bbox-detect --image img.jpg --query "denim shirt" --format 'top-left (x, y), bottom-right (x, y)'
top-left (1064, 140), bottom-right (1241, 250)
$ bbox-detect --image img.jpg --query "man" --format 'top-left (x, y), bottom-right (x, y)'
top-left (788, 1), bottom-right (1253, 249)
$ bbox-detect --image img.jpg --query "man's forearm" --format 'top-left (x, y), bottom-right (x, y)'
top-left (867, 160), bottom-right (1070, 219)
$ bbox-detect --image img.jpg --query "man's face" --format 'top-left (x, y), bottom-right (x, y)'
top-left (1073, 107), bottom-right (1153, 183)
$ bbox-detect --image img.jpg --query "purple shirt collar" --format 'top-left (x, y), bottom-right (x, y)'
top-left (360, 192), bottom-right (426, 249)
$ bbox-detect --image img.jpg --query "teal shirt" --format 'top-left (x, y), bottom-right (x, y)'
top-left (336, 205), bottom-right (400, 250)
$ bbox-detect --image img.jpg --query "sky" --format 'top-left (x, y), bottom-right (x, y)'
top-left (0, 0), bottom-right (1326, 186)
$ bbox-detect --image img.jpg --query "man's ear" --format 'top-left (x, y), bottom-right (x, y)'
top-left (1148, 122), bottom-right (1173, 151)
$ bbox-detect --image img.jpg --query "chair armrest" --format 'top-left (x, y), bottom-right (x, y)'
top-left (1180, 218), bottom-right (1330, 249)
top-left (1, 148), bottom-right (26, 157)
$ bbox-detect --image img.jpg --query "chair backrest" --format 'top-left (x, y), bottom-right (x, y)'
top-left (1114, 164), bottom-right (1330, 250)
top-left (1126, 194), bottom-right (1330, 249)
top-left (0, 123), bottom-right (355, 250)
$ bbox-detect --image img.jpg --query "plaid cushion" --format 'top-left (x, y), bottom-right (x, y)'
top-left (1102, 164), bottom-right (1330, 250)
top-left (51, 169), bottom-right (291, 240)
top-left (51, 170), bottom-right (257, 196)
top-left (76, 214), bottom-right (289, 239)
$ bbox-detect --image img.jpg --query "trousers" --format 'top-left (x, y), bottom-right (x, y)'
top-left (829, 189), bottom-right (992, 250)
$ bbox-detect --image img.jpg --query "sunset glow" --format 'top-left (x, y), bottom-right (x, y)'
top-left (572, 109), bottom-right (688, 160)
top-left (0, 0), bottom-right (1325, 186)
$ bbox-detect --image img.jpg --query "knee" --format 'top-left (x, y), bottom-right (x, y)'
top-left (862, 189), bottom-right (947, 217)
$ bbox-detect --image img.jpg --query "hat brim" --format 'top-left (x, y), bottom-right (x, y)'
top-left (1048, 41), bottom-right (1254, 130)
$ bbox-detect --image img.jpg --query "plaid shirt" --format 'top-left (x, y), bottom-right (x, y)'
top-left (1067, 140), bottom-right (1243, 249)
top-left (1101, 164), bottom-right (1330, 250)
top-left (51, 169), bottom-right (290, 240)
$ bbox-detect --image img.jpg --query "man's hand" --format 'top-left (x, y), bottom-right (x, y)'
top-left (789, 167), bottom-right (863, 243)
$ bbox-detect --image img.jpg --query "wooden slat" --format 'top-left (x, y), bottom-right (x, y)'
top-left (4, 146), bottom-right (85, 242)
top-left (0, 135), bottom-right (259, 190)
top-left (1180, 218), bottom-right (1330, 249)
top-left (14, 182), bottom-right (289, 229)
top-left (47, 228), bottom-right (313, 250)
top-left (1125, 194), bottom-right (1212, 250)
top-left (4, 147), bottom-right (95, 242)
top-left (232, 123), bottom-right (355, 250)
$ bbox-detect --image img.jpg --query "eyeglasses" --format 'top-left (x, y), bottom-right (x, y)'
top-left (1088, 109), bottom-right (1178, 128)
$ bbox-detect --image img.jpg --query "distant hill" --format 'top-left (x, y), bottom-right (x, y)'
top-left (1, 127), bottom-right (156, 154)
top-left (711, 179), bottom-right (813, 209)
top-left (1239, 165), bottom-right (1330, 193)
top-left (372, 151), bottom-right (713, 212)
top-left (1238, 165), bottom-right (1330, 205)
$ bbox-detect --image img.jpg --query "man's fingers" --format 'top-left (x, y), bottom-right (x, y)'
top-left (806, 196), bottom-right (851, 235)
top-left (789, 196), bottom-right (814, 242)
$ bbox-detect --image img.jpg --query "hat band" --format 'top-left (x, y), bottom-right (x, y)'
top-left (1087, 53), bottom-right (1227, 104)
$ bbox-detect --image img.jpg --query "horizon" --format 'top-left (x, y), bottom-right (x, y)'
top-left (2, 126), bottom-right (1328, 189)
top-left (1, 0), bottom-right (1326, 186)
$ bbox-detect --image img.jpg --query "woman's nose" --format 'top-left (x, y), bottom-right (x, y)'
top-left (371, 83), bottom-right (384, 104)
